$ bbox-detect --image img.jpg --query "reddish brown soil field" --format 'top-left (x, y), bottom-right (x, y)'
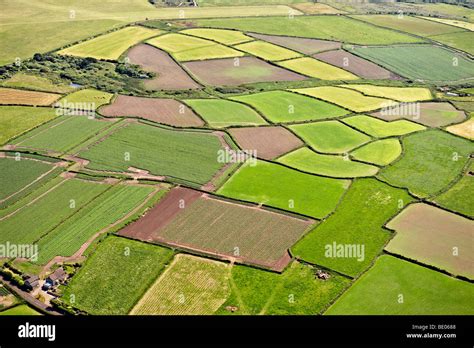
top-left (183, 57), bottom-right (306, 86)
top-left (119, 189), bottom-right (313, 271)
top-left (127, 44), bottom-right (200, 90)
top-left (313, 49), bottom-right (400, 80)
top-left (99, 95), bottom-right (204, 127)
top-left (248, 33), bottom-right (341, 55)
top-left (119, 187), bottom-right (201, 241)
top-left (229, 126), bottom-right (303, 160)
top-left (371, 102), bottom-right (466, 127)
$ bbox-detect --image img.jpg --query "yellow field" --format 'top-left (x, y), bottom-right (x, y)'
top-left (446, 116), bottom-right (474, 140)
top-left (0, 87), bottom-right (61, 106)
top-left (130, 254), bottom-right (231, 315)
top-left (278, 57), bottom-right (358, 80)
top-left (235, 41), bottom-right (301, 61)
top-left (419, 17), bottom-right (474, 31)
top-left (291, 86), bottom-right (396, 112)
top-left (147, 33), bottom-right (244, 61)
top-left (58, 26), bottom-right (161, 60)
top-left (180, 28), bottom-right (253, 45)
top-left (340, 84), bottom-right (433, 102)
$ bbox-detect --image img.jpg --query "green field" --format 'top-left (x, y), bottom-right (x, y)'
top-left (342, 115), bottom-right (426, 138)
top-left (80, 123), bottom-right (225, 185)
top-left (292, 87), bottom-right (395, 112)
top-left (292, 179), bottom-right (413, 277)
top-left (289, 121), bottom-right (370, 154)
top-left (181, 28), bottom-right (252, 45)
top-left (58, 26), bottom-right (161, 60)
top-left (217, 261), bottom-right (350, 315)
top-left (278, 148), bottom-right (379, 178)
top-left (378, 130), bottom-right (474, 197)
top-left (147, 33), bottom-right (244, 61)
top-left (184, 99), bottom-right (267, 128)
top-left (0, 157), bottom-right (53, 202)
top-left (351, 138), bottom-right (402, 166)
top-left (326, 255), bottom-right (474, 315)
top-left (11, 116), bottom-right (116, 154)
top-left (231, 91), bottom-right (348, 123)
top-left (434, 162), bottom-right (474, 218)
top-left (340, 85), bottom-right (432, 102)
top-left (131, 254), bottom-right (231, 315)
top-left (277, 57), bottom-right (359, 80)
top-left (350, 45), bottom-right (474, 82)
top-left (0, 179), bottom-right (109, 245)
top-left (352, 15), bottom-right (464, 36)
top-left (217, 160), bottom-right (349, 218)
top-left (35, 184), bottom-right (156, 265)
top-left (430, 31), bottom-right (474, 56)
top-left (0, 304), bottom-right (41, 316)
top-left (235, 41), bottom-right (301, 61)
top-left (192, 15), bottom-right (424, 45)
top-left (1, 73), bottom-right (75, 94)
top-left (62, 236), bottom-right (173, 315)
top-left (0, 106), bottom-right (57, 145)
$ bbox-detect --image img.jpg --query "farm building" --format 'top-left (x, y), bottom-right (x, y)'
top-left (24, 275), bottom-right (39, 291)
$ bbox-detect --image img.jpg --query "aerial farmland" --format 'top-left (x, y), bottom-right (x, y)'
top-left (0, 0), bottom-right (473, 343)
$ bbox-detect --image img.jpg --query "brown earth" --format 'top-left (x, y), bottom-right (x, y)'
top-left (371, 102), bottom-right (466, 127)
top-left (229, 126), bottom-right (304, 160)
top-left (183, 56), bottom-right (307, 86)
top-left (127, 44), bottom-right (201, 90)
top-left (99, 95), bottom-right (204, 127)
top-left (119, 187), bottom-right (202, 241)
top-left (248, 33), bottom-right (341, 55)
top-left (0, 87), bottom-right (61, 106)
top-left (120, 189), bottom-right (313, 272)
top-left (313, 49), bottom-right (401, 80)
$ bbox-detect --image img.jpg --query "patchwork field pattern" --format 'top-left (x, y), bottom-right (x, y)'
top-left (351, 138), bottom-right (402, 166)
top-left (247, 33), bottom-right (341, 55)
top-left (342, 115), bottom-right (426, 138)
top-left (235, 41), bottom-right (301, 61)
top-left (181, 28), bottom-right (253, 45)
top-left (386, 203), bottom-right (474, 279)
